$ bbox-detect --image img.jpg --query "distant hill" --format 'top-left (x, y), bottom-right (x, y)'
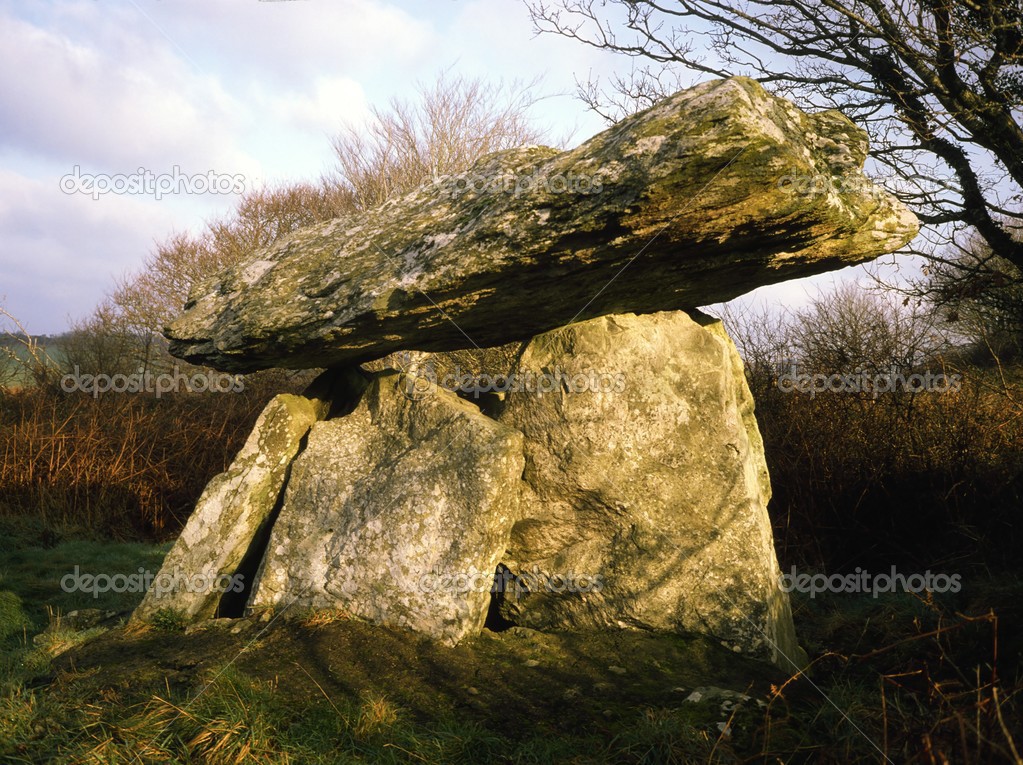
top-left (0, 336), bottom-right (70, 388)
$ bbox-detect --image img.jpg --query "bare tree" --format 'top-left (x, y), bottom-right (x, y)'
top-left (112, 182), bottom-right (355, 342)
top-left (60, 299), bottom-right (150, 377)
top-left (0, 301), bottom-right (61, 390)
top-left (525, 0), bottom-right (1023, 276)
top-left (926, 232), bottom-right (1023, 357)
top-left (326, 71), bottom-right (549, 211)
top-left (789, 283), bottom-right (952, 374)
top-left (724, 283), bottom-right (953, 387)
top-left (719, 302), bottom-right (794, 395)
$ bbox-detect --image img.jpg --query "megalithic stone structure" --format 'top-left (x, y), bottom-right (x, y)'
top-left (135, 77), bottom-right (918, 673)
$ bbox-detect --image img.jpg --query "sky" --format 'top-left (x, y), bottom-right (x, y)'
top-left (0, 0), bottom-right (882, 336)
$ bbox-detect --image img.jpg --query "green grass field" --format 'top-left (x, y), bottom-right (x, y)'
top-left (1, 516), bottom-right (1020, 764)
top-left (0, 340), bottom-right (68, 390)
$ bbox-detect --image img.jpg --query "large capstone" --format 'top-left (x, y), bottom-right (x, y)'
top-left (166, 77), bottom-right (916, 373)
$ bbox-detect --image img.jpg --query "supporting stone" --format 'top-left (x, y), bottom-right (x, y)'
top-left (133, 391), bottom-right (328, 622)
top-left (492, 311), bottom-right (806, 671)
top-left (246, 372), bottom-right (525, 645)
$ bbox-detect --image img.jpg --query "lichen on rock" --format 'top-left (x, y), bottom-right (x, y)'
top-left (165, 77), bottom-right (916, 373)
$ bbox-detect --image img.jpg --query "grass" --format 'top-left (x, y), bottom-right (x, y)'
top-left (0, 517), bottom-right (171, 626)
top-left (0, 523), bottom-right (780, 763)
top-left (2, 663), bottom-right (728, 764)
top-left (0, 523), bottom-right (1018, 764)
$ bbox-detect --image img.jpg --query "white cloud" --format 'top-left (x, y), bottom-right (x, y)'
top-left (266, 76), bottom-right (370, 139)
top-left (0, 8), bottom-right (253, 176)
top-left (141, 0), bottom-right (437, 86)
top-left (0, 168), bottom-right (194, 333)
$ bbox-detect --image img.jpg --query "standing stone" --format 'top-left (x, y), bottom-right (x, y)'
top-left (247, 372), bottom-right (525, 646)
top-left (133, 391), bottom-right (328, 622)
top-left (494, 310), bottom-right (806, 672)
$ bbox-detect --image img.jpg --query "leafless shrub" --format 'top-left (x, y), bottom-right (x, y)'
top-left (723, 284), bottom-right (1022, 572)
top-left (0, 302), bottom-right (62, 391)
top-left (326, 71), bottom-right (549, 211)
